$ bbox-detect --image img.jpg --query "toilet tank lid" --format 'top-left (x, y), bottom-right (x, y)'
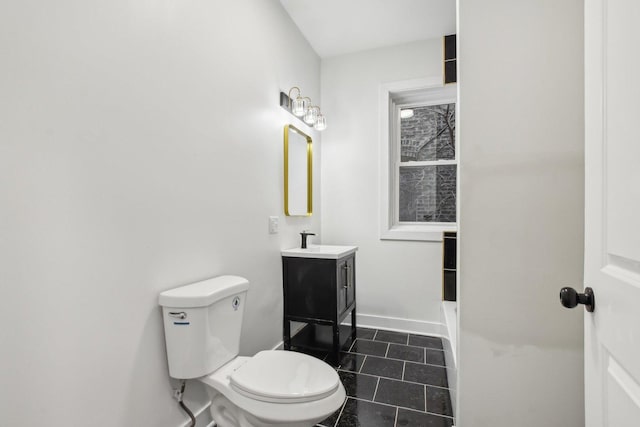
top-left (159, 275), bottom-right (249, 308)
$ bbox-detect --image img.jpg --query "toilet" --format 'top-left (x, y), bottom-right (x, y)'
top-left (159, 275), bottom-right (346, 427)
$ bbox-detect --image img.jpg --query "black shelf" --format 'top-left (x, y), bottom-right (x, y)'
top-left (290, 323), bottom-right (355, 353)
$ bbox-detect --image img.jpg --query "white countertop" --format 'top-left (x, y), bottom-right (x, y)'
top-left (281, 245), bottom-right (358, 259)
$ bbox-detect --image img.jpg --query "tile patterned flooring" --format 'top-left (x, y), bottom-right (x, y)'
top-left (290, 327), bottom-right (454, 427)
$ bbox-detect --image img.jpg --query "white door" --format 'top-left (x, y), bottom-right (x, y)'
top-left (584, 0), bottom-right (640, 425)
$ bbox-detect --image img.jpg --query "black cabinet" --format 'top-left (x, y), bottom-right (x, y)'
top-left (443, 231), bottom-right (457, 301)
top-left (444, 34), bottom-right (457, 84)
top-left (282, 253), bottom-right (356, 365)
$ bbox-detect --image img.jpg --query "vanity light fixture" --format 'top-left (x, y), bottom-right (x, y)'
top-left (304, 105), bottom-right (319, 125)
top-left (280, 87), bottom-right (327, 131)
top-left (288, 87), bottom-right (309, 117)
top-left (314, 113), bottom-right (327, 131)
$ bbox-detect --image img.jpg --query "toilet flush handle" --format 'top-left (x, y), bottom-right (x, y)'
top-left (168, 312), bottom-right (187, 320)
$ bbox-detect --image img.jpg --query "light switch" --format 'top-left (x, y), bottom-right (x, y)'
top-left (269, 216), bottom-right (279, 234)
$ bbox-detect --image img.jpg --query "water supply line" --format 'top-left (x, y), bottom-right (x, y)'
top-left (175, 380), bottom-right (196, 427)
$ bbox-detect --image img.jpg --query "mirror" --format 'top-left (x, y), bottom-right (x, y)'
top-left (284, 124), bottom-right (312, 216)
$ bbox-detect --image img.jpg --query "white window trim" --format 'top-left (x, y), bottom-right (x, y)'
top-left (379, 78), bottom-right (458, 242)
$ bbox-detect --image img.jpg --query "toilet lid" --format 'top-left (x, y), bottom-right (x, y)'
top-left (229, 350), bottom-right (340, 403)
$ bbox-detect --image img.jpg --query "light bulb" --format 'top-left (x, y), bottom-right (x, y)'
top-left (304, 107), bottom-right (318, 125)
top-left (314, 114), bottom-right (326, 131)
top-left (292, 97), bottom-right (307, 116)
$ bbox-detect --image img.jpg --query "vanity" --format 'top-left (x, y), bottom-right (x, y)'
top-left (281, 245), bottom-right (358, 365)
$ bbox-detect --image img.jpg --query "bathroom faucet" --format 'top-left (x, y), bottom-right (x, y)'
top-left (300, 230), bottom-right (316, 249)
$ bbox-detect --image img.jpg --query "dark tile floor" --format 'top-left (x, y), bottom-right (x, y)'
top-left (291, 327), bottom-right (455, 427)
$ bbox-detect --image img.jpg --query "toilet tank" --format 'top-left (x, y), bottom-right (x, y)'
top-left (159, 275), bottom-right (249, 379)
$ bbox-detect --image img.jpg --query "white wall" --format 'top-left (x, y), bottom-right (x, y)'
top-left (457, 0), bottom-right (585, 426)
top-left (321, 40), bottom-right (446, 332)
top-left (0, 1), bottom-right (320, 426)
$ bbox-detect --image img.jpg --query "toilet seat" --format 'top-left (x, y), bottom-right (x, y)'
top-left (199, 350), bottom-right (346, 425)
top-left (229, 350), bottom-right (340, 403)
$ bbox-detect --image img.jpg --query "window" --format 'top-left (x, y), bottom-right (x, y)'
top-left (398, 103), bottom-right (456, 223)
top-left (379, 79), bottom-right (457, 241)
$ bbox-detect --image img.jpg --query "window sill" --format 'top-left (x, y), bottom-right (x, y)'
top-left (380, 224), bottom-right (457, 242)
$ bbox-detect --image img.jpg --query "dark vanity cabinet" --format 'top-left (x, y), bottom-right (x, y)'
top-left (282, 250), bottom-right (357, 365)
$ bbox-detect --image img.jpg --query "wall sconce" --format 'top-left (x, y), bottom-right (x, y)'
top-left (280, 87), bottom-right (327, 131)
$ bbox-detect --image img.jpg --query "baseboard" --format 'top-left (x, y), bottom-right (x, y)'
top-left (342, 312), bottom-right (443, 337)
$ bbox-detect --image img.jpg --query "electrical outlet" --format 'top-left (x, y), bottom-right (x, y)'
top-left (269, 216), bottom-right (278, 234)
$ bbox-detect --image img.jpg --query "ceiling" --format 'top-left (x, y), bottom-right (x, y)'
top-left (279, 0), bottom-right (456, 58)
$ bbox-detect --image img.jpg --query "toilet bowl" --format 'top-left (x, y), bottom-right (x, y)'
top-left (159, 275), bottom-right (345, 427)
top-left (200, 351), bottom-right (345, 427)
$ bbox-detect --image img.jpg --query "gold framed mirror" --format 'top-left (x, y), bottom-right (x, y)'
top-left (284, 124), bottom-right (312, 216)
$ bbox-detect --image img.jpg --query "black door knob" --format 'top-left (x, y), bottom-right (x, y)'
top-left (559, 287), bottom-right (595, 312)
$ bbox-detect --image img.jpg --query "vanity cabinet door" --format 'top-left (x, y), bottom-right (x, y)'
top-left (337, 255), bottom-right (355, 315)
top-left (337, 258), bottom-right (348, 314)
top-left (283, 257), bottom-right (336, 320)
top-left (345, 255), bottom-right (355, 308)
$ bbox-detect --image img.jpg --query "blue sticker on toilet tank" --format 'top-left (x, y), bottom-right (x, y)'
top-left (173, 322), bottom-right (190, 325)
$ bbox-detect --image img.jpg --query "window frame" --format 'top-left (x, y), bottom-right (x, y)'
top-left (379, 78), bottom-right (458, 242)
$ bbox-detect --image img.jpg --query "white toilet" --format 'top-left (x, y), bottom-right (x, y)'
top-left (159, 275), bottom-right (346, 427)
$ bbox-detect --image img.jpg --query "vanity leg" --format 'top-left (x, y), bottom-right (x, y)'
top-left (351, 307), bottom-right (357, 341)
top-left (332, 323), bottom-right (340, 366)
top-left (283, 318), bottom-right (291, 350)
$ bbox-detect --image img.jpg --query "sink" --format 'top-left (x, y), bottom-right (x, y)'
top-left (281, 245), bottom-right (358, 259)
